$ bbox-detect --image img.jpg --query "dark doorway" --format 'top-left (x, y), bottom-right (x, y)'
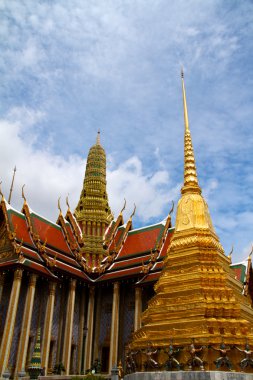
top-left (101, 346), bottom-right (109, 373)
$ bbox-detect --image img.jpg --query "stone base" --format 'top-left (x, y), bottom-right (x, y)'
top-left (125, 372), bottom-right (253, 380)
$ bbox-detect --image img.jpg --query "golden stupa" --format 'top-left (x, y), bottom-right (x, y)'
top-left (129, 71), bottom-right (253, 371)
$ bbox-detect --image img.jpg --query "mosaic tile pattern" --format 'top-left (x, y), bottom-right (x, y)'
top-left (118, 285), bottom-right (135, 359)
top-left (99, 288), bottom-right (113, 347)
top-left (122, 292), bottom-right (135, 345)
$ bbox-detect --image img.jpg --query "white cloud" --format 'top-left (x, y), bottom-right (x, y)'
top-left (108, 156), bottom-right (179, 222)
top-left (0, 108), bottom-right (84, 218)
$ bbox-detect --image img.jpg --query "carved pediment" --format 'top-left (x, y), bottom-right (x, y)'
top-left (0, 222), bottom-right (15, 262)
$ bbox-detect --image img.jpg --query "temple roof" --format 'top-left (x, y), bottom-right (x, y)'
top-left (0, 193), bottom-right (248, 288)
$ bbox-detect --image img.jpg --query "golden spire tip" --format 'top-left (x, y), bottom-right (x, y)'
top-left (96, 130), bottom-right (101, 145)
top-left (181, 71), bottom-right (200, 194)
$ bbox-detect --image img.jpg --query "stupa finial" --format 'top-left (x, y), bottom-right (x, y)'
top-left (181, 70), bottom-right (201, 194)
top-left (181, 68), bottom-right (189, 133)
top-left (96, 130), bottom-right (101, 145)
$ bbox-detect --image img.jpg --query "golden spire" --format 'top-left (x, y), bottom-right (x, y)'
top-left (174, 70), bottom-right (214, 232)
top-left (75, 132), bottom-right (113, 269)
top-left (181, 70), bottom-right (200, 195)
top-left (75, 133), bottom-right (113, 226)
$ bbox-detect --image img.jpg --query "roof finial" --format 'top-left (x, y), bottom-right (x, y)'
top-left (169, 200), bottom-right (174, 216)
top-left (181, 70), bottom-right (200, 194)
top-left (248, 245), bottom-right (253, 260)
top-left (130, 203), bottom-right (136, 219)
top-left (228, 245), bottom-right (233, 262)
top-left (120, 198), bottom-right (126, 214)
top-left (58, 196), bottom-right (62, 215)
top-left (96, 130), bottom-right (101, 145)
top-left (66, 194), bottom-right (70, 210)
top-left (8, 166), bottom-right (17, 204)
top-left (0, 181), bottom-right (4, 200)
top-left (22, 184), bottom-right (27, 204)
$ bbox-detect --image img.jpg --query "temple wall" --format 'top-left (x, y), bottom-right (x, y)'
top-left (0, 273), bottom-right (12, 346)
top-left (98, 286), bottom-right (113, 348)
top-left (118, 285), bottom-right (135, 362)
top-left (98, 285), bottom-right (113, 372)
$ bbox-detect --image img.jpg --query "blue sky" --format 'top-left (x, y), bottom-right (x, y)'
top-left (0, 0), bottom-right (253, 262)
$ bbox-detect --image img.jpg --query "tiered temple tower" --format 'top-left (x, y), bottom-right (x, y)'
top-left (75, 131), bottom-right (113, 269)
top-left (129, 72), bottom-right (253, 369)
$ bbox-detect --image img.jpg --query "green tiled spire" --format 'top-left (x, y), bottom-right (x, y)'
top-left (28, 327), bottom-right (42, 379)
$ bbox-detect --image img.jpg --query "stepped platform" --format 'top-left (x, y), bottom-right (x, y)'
top-left (125, 372), bottom-right (253, 380)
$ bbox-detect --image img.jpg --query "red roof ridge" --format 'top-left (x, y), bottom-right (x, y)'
top-left (65, 209), bottom-right (83, 245)
top-left (56, 212), bottom-right (79, 254)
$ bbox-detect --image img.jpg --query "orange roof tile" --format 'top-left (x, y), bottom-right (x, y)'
top-left (7, 209), bottom-right (35, 247)
top-left (30, 212), bottom-right (71, 253)
top-left (118, 224), bottom-right (164, 259)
